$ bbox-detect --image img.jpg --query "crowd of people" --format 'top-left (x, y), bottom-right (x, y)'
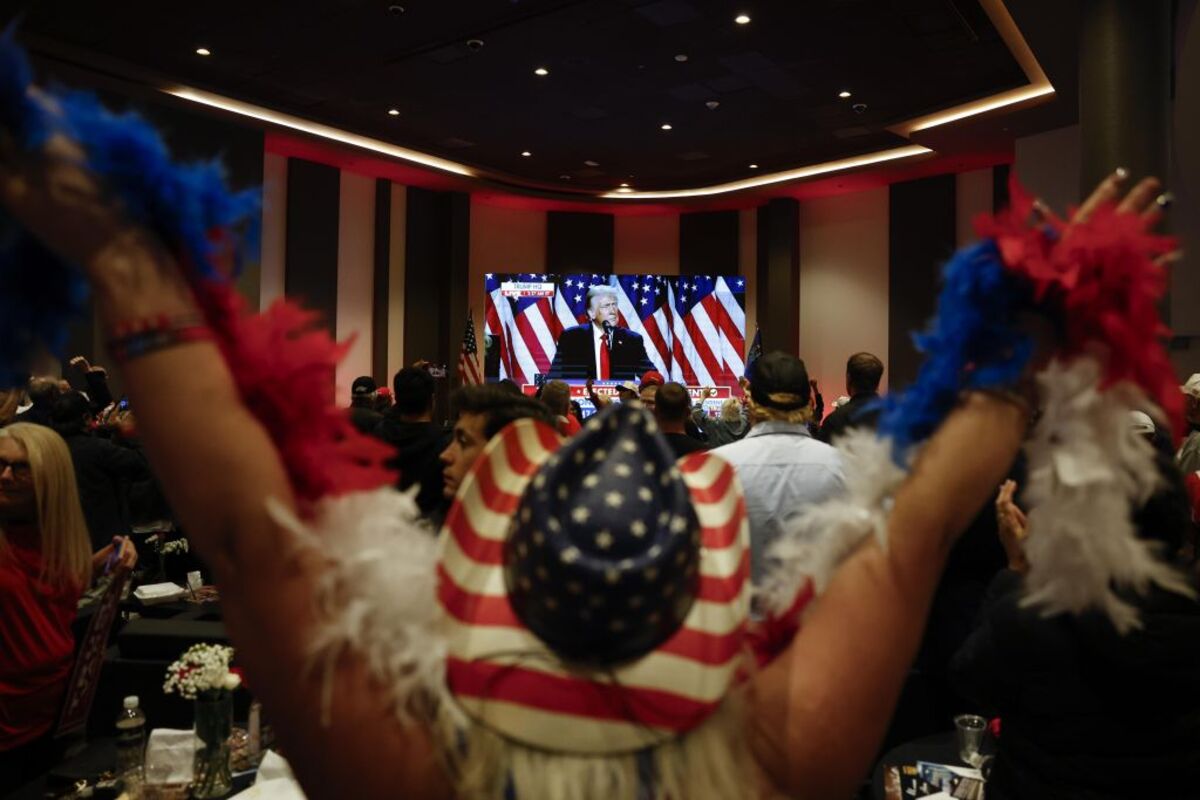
top-left (4, 325), bottom-right (1200, 796)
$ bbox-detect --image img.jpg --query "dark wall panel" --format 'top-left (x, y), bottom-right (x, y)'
top-left (680, 210), bottom-right (739, 276)
top-left (993, 162), bottom-right (1011, 212)
top-left (889, 174), bottom-right (957, 389)
top-left (404, 188), bottom-right (470, 422)
top-left (284, 158), bottom-right (340, 332)
top-left (372, 179), bottom-right (392, 385)
top-left (755, 198), bottom-right (800, 356)
top-left (546, 212), bottom-right (614, 274)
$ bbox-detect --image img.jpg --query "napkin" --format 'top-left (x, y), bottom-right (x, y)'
top-left (134, 582), bottom-right (187, 605)
top-left (144, 728), bottom-right (198, 785)
top-left (230, 751), bottom-right (307, 799)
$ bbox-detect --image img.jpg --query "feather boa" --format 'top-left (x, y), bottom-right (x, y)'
top-left (876, 238), bottom-right (1033, 457)
top-left (1020, 357), bottom-right (1195, 632)
top-left (267, 487), bottom-right (449, 727)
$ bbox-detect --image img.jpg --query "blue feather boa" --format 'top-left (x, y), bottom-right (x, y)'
top-left (0, 32), bottom-right (258, 387)
top-left (876, 238), bottom-right (1033, 456)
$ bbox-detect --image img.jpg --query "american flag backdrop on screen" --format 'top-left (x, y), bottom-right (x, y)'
top-left (485, 273), bottom-right (746, 387)
top-left (458, 311), bottom-right (483, 385)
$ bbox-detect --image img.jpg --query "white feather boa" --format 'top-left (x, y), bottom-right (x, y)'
top-left (267, 487), bottom-right (454, 726)
top-left (1020, 357), bottom-right (1195, 631)
top-left (757, 356), bottom-right (1193, 632)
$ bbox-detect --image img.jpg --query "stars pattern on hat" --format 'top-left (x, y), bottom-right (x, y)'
top-left (503, 404), bottom-right (705, 666)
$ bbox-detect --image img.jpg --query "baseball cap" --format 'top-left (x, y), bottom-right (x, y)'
top-left (351, 376), bottom-right (377, 396)
top-left (638, 370), bottom-right (665, 391)
top-left (616, 380), bottom-right (639, 397)
top-left (748, 351), bottom-right (810, 410)
top-left (1129, 410), bottom-right (1156, 436)
top-left (1182, 374), bottom-right (1200, 398)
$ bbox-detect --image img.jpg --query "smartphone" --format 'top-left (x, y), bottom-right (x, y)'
top-left (118, 398), bottom-right (130, 411)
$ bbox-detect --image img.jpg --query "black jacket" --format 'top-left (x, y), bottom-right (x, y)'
top-left (547, 324), bottom-right (653, 381)
top-left (663, 432), bottom-right (706, 459)
top-left (61, 431), bottom-right (153, 549)
top-left (373, 415), bottom-right (450, 516)
top-left (349, 405), bottom-right (383, 436)
top-left (951, 569), bottom-right (1200, 800)
top-left (817, 392), bottom-right (880, 444)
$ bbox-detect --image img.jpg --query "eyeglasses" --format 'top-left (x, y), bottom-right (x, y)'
top-left (0, 458), bottom-right (32, 479)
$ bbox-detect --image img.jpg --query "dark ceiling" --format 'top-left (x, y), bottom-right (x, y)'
top-left (3, 0), bottom-right (1046, 194)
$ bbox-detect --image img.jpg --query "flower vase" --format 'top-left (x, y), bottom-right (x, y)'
top-left (192, 691), bottom-right (233, 798)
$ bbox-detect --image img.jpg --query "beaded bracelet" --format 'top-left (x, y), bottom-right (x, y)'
top-left (107, 313), bottom-right (214, 364)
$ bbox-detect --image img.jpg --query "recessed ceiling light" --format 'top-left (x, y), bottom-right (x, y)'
top-left (584, 159), bottom-right (600, 167)
top-left (534, 67), bottom-right (549, 76)
top-left (660, 123), bottom-right (673, 131)
top-left (735, 13), bottom-right (751, 24)
top-left (616, 187), bottom-right (634, 193)
top-left (559, 174), bottom-right (571, 180)
top-left (674, 54), bottom-right (688, 62)
top-left (387, 108), bottom-right (400, 116)
top-left (839, 90), bottom-right (852, 99)
top-left (195, 47), bottom-right (211, 56)
top-left (749, 163), bottom-right (758, 169)
top-left (619, 183), bottom-right (630, 188)
top-left (521, 150), bottom-right (532, 157)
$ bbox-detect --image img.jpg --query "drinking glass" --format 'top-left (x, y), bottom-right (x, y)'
top-left (954, 714), bottom-right (988, 767)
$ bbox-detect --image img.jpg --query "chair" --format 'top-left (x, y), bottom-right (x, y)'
top-left (53, 568), bottom-right (132, 742)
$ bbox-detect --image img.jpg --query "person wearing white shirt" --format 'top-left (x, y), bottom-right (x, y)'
top-left (713, 352), bottom-right (845, 584)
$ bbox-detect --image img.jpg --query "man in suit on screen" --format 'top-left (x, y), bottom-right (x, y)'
top-left (548, 285), bottom-right (654, 381)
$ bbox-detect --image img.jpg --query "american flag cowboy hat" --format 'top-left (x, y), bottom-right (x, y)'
top-left (438, 403), bottom-right (751, 754)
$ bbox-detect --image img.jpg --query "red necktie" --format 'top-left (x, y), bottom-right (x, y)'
top-left (599, 333), bottom-right (611, 380)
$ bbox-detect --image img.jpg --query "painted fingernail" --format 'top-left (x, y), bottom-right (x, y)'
top-left (1114, 167), bottom-right (1129, 180)
top-left (1156, 192), bottom-right (1174, 208)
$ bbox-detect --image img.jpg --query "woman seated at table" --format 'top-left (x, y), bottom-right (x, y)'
top-left (950, 460), bottom-right (1200, 800)
top-left (0, 423), bottom-right (137, 794)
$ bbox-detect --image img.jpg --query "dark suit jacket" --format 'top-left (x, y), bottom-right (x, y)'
top-left (62, 432), bottom-right (152, 549)
top-left (547, 324), bottom-right (654, 381)
top-left (817, 392), bottom-right (881, 444)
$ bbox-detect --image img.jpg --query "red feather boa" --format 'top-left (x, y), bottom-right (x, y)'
top-left (976, 180), bottom-right (1182, 434)
top-left (193, 275), bottom-right (396, 507)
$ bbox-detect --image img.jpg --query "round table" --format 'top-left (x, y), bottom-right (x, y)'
top-left (872, 731), bottom-right (992, 800)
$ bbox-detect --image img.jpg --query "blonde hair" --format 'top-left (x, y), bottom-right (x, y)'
top-left (746, 394), bottom-right (812, 425)
top-left (719, 398), bottom-right (741, 423)
top-left (0, 423), bottom-right (91, 587)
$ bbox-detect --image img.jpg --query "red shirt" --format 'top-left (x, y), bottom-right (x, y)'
top-left (0, 528), bottom-right (82, 750)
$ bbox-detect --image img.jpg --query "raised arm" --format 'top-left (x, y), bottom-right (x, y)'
top-left (0, 135), bottom-right (450, 796)
top-left (747, 391), bottom-right (1026, 798)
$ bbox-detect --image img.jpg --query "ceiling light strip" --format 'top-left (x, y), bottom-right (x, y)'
top-left (600, 145), bottom-right (931, 199)
top-left (894, 0), bottom-right (1054, 135)
top-left (905, 84), bottom-right (1054, 133)
top-left (164, 85), bottom-right (477, 177)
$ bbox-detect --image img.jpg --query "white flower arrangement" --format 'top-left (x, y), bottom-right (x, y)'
top-left (160, 537), bottom-right (190, 556)
top-left (163, 644), bottom-right (241, 699)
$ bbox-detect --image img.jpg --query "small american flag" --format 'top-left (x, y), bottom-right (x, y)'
top-left (458, 311), bottom-right (483, 386)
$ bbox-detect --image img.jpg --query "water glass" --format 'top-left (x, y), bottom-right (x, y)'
top-left (954, 714), bottom-right (988, 767)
